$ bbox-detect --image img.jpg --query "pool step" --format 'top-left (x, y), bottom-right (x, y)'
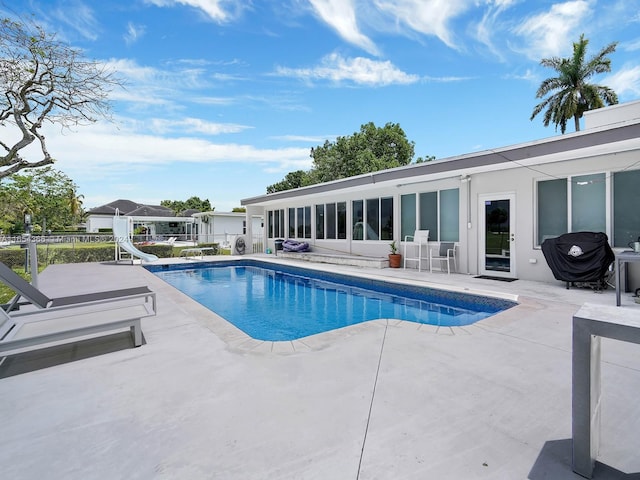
top-left (277, 251), bottom-right (388, 269)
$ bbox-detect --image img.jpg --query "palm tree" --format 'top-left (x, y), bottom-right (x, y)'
top-left (67, 191), bottom-right (85, 224)
top-left (530, 34), bottom-right (618, 133)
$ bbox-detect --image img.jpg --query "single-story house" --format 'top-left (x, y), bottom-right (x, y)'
top-left (85, 199), bottom-right (196, 240)
top-left (241, 99), bottom-right (640, 285)
top-left (193, 211), bottom-right (264, 246)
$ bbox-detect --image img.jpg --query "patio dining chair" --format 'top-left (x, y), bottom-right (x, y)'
top-left (429, 242), bottom-right (457, 274)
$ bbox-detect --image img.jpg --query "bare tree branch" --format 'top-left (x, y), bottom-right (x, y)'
top-left (0, 17), bottom-right (122, 179)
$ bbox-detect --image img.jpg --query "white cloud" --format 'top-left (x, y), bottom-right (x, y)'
top-left (622, 38), bottom-right (640, 51)
top-left (474, 0), bottom-right (518, 59)
top-left (106, 58), bottom-right (205, 89)
top-left (143, 0), bottom-right (244, 23)
top-left (373, 0), bottom-right (472, 49)
top-left (148, 117), bottom-right (252, 135)
top-left (275, 53), bottom-right (419, 86)
top-left (124, 22), bottom-right (146, 45)
top-left (50, 0), bottom-right (100, 40)
top-left (103, 58), bottom-right (213, 109)
top-left (505, 68), bottom-right (538, 83)
top-left (307, 0), bottom-right (379, 55)
top-left (39, 122), bottom-right (312, 178)
top-left (604, 64), bottom-right (640, 98)
top-left (513, 1), bottom-right (593, 60)
top-left (423, 75), bottom-right (471, 82)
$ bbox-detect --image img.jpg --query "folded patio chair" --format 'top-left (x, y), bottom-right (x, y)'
top-left (0, 262), bottom-right (156, 314)
top-left (0, 296), bottom-right (155, 356)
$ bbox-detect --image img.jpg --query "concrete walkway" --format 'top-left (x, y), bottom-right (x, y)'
top-left (1, 257), bottom-right (639, 479)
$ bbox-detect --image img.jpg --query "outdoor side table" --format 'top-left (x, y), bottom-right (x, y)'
top-left (572, 303), bottom-right (640, 478)
top-left (614, 251), bottom-right (640, 306)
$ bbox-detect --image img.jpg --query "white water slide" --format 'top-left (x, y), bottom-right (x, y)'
top-left (113, 216), bottom-right (158, 263)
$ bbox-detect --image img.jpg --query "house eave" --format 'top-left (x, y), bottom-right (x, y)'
top-left (242, 120), bottom-right (640, 206)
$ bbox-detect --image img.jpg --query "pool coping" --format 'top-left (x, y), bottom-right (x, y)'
top-left (148, 257), bottom-right (523, 354)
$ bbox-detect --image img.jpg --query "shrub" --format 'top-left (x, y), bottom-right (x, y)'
top-left (0, 242), bottom-right (175, 268)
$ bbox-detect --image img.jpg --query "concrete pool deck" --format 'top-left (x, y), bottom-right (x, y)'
top-left (1, 256), bottom-right (639, 479)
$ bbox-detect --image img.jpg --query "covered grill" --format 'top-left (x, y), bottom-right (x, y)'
top-left (541, 232), bottom-right (614, 289)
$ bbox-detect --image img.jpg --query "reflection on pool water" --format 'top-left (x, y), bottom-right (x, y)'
top-left (146, 260), bottom-right (516, 341)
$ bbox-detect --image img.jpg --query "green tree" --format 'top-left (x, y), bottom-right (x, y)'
top-left (161, 196), bottom-right (212, 214)
top-left (311, 122), bottom-right (415, 183)
top-left (0, 17), bottom-right (120, 179)
top-left (266, 170), bottom-right (313, 194)
top-left (267, 122), bottom-right (419, 193)
top-left (0, 166), bottom-right (82, 233)
top-left (530, 34), bottom-right (618, 133)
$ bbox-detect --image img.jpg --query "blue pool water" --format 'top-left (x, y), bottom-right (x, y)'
top-left (146, 260), bottom-right (516, 341)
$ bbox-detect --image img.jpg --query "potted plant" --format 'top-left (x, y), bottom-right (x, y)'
top-left (388, 240), bottom-right (402, 268)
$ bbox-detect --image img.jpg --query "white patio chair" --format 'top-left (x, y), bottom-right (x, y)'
top-left (403, 230), bottom-right (430, 271)
top-left (429, 242), bottom-right (457, 274)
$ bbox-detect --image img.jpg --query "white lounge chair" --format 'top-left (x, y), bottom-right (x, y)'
top-left (0, 262), bottom-right (156, 356)
top-left (0, 262), bottom-right (156, 313)
top-left (0, 299), bottom-right (155, 356)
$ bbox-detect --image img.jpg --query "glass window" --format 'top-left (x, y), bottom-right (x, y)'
top-left (440, 188), bottom-right (459, 242)
top-left (366, 198), bottom-right (379, 240)
top-left (381, 197), bottom-right (393, 241)
top-left (419, 191), bottom-right (437, 240)
top-left (401, 194), bottom-right (416, 241)
top-left (352, 200), bottom-right (364, 240)
top-left (296, 208), bottom-right (304, 238)
top-left (267, 211), bottom-right (274, 238)
top-left (288, 208), bottom-right (296, 238)
top-left (537, 179), bottom-right (567, 244)
top-left (277, 209), bottom-right (285, 238)
top-left (326, 203), bottom-right (336, 239)
top-left (304, 206), bottom-right (311, 238)
top-left (270, 209), bottom-right (284, 238)
top-left (316, 204), bottom-right (325, 239)
top-left (613, 169), bottom-right (640, 248)
top-left (337, 202), bottom-right (347, 239)
top-left (572, 173), bottom-right (606, 233)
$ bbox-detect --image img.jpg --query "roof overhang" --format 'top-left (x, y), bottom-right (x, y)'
top-left (242, 120), bottom-right (640, 207)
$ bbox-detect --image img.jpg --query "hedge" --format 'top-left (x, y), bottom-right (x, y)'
top-left (0, 243), bottom-right (179, 268)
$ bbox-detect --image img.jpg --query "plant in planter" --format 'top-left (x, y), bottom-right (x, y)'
top-left (388, 240), bottom-right (402, 268)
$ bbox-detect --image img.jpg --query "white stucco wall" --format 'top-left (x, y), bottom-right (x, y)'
top-left (446, 147), bottom-right (640, 282)
top-left (85, 215), bottom-right (114, 233)
top-left (251, 139), bottom-right (640, 283)
top-left (584, 100), bottom-right (640, 130)
top-left (245, 101), bottom-right (640, 283)
top-left (196, 213), bottom-right (263, 244)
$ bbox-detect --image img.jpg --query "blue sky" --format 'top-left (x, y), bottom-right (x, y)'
top-left (4, 0), bottom-right (640, 211)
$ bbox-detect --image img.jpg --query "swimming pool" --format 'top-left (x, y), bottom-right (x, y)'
top-left (146, 260), bottom-right (516, 341)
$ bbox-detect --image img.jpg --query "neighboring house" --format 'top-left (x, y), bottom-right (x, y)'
top-left (86, 199), bottom-right (196, 240)
top-left (241, 100), bottom-right (640, 284)
top-left (193, 211), bottom-right (264, 245)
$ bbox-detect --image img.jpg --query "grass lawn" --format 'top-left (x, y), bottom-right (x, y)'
top-left (0, 267), bottom-right (31, 304)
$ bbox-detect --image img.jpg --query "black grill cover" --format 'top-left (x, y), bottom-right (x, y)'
top-left (541, 232), bottom-right (614, 283)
